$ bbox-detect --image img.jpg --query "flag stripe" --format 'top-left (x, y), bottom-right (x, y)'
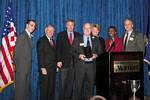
top-left (0, 73), bottom-right (5, 87)
top-left (4, 35), bottom-right (11, 52)
top-left (1, 53), bottom-right (12, 84)
top-left (2, 35), bottom-right (14, 71)
top-left (0, 68), bottom-right (8, 85)
top-left (1, 45), bottom-right (13, 80)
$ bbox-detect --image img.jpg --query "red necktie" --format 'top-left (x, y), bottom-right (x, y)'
top-left (69, 32), bottom-right (73, 46)
top-left (50, 39), bottom-right (53, 47)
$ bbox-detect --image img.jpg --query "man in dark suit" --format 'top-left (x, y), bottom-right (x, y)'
top-left (37, 25), bottom-right (56, 100)
top-left (56, 19), bottom-right (80, 100)
top-left (13, 19), bottom-right (36, 100)
top-left (71, 23), bottom-right (102, 100)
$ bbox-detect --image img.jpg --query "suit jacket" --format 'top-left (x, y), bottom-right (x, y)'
top-left (37, 35), bottom-right (56, 70)
top-left (105, 36), bottom-right (123, 52)
top-left (13, 31), bottom-right (32, 74)
top-left (123, 31), bottom-right (144, 52)
top-left (99, 36), bottom-right (106, 53)
top-left (96, 36), bottom-right (106, 64)
top-left (71, 35), bottom-right (103, 63)
top-left (56, 31), bottom-right (80, 68)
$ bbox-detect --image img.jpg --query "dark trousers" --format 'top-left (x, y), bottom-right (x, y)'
top-left (60, 67), bottom-right (74, 100)
top-left (39, 67), bottom-right (56, 100)
top-left (15, 71), bottom-right (30, 100)
top-left (74, 62), bottom-right (95, 100)
top-left (96, 61), bottom-right (109, 99)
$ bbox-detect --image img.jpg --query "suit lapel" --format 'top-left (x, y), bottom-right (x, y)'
top-left (24, 31), bottom-right (32, 48)
top-left (64, 32), bottom-right (71, 47)
top-left (44, 35), bottom-right (56, 49)
top-left (51, 39), bottom-right (56, 49)
top-left (91, 36), bottom-right (96, 52)
top-left (80, 36), bottom-right (84, 54)
top-left (127, 31), bottom-right (135, 44)
top-left (72, 32), bottom-right (76, 45)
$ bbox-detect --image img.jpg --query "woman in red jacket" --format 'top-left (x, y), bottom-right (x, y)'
top-left (105, 26), bottom-right (123, 52)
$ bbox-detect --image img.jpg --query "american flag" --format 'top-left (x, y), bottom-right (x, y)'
top-left (0, 1), bottom-right (17, 92)
top-left (144, 33), bottom-right (150, 65)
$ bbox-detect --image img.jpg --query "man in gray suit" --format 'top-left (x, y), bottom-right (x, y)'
top-left (13, 19), bottom-right (36, 100)
top-left (123, 18), bottom-right (144, 52)
top-left (71, 23), bottom-right (102, 100)
top-left (118, 18), bottom-right (144, 100)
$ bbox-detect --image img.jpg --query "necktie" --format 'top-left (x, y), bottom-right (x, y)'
top-left (50, 39), bottom-right (53, 47)
top-left (124, 33), bottom-right (128, 49)
top-left (69, 32), bottom-right (73, 46)
top-left (87, 37), bottom-right (90, 47)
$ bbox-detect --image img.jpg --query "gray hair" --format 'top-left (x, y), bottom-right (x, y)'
top-left (44, 24), bottom-right (55, 34)
top-left (83, 22), bottom-right (92, 29)
top-left (123, 18), bottom-right (134, 25)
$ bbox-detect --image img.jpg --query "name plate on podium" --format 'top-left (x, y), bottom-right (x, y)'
top-left (113, 60), bottom-right (140, 73)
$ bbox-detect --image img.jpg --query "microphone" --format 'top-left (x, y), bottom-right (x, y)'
top-left (107, 41), bottom-right (115, 52)
top-left (107, 38), bottom-right (115, 52)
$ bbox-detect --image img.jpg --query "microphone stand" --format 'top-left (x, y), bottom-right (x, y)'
top-left (107, 41), bottom-right (115, 52)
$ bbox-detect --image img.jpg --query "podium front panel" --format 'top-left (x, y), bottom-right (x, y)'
top-left (109, 52), bottom-right (143, 100)
top-left (110, 52), bottom-right (143, 80)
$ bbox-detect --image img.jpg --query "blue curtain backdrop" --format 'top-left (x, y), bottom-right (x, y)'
top-left (0, 0), bottom-right (150, 100)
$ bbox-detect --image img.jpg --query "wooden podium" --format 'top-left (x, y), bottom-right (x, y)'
top-left (96, 52), bottom-right (143, 100)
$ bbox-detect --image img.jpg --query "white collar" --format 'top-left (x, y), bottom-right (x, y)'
top-left (46, 34), bottom-right (52, 42)
top-left (124, 29), bottom-right (133, 43)
top-left (25, 29), bottom-right (32, 38)
top-left (127, 29), bottom-right (133, 37)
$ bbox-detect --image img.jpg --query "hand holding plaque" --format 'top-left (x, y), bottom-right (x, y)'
top-left (83, 37), bottom-right (93, 62)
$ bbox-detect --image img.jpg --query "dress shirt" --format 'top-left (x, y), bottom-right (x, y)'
top-left (83, 35), bottom-right (92, 47)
